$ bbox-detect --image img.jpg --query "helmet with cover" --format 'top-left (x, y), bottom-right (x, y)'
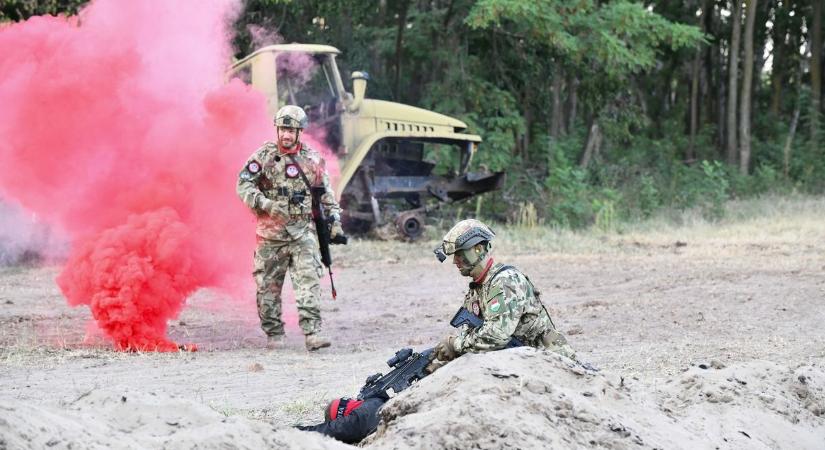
top-left (434, 219), bottom-right (495, 276)
top-left (274, 105), bottom-right (308, 129)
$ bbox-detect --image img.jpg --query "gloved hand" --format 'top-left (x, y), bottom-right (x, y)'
top-left (330, 221), bottom-right (344, 239)
top-left (425, 358), bottom-right (448, 374)
top-left (433, 335), bottom-right (457, 362)
top-left (330, 221), bottom-right (348, 245)
top-left (259, 198), bottom-right (287, 220)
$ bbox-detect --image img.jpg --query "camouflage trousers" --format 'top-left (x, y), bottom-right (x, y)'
top-left (253, 232), bottom-right (324, 336)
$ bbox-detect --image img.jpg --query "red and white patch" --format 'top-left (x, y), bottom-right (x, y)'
top-left (246, 160), bottom-right (261, 174)
top-left (489, 298), bottom-right (501, 313)
top-left (472, 302), bottom-right (480, 316)
top-left (285, 164), bottom-right (300, 178)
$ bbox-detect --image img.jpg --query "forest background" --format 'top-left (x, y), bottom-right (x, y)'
top-left (4, 0), bottom-right (822, 229)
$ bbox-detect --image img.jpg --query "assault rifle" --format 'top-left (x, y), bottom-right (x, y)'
top-left (310, 186), bottom-right (347, 299)
top-left (357, 308), bottom-right (538, 399)
top-left (357, 347), bottom-right (434, 400)
top-left (449, 307), bottom-right (524, 348)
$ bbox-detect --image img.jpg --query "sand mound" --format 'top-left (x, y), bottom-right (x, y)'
top-left (363, 348), bottom-right (825, 449)
top-left (0, 390), bottom-right (348, 450)
top-left (2, 349), bottom-right (822, 449)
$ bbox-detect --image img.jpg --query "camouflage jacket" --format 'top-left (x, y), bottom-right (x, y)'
top-left (236, 141), bottom-right (341, 241)
top-left (453, 263), bottom-right (575, 358)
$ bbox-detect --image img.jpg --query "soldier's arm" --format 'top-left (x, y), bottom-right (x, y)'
top-left (453, 279), bottom-right (523, 353)
top-left (318, 164), bottom-right (342, 220)
top-left (236, 148), bottom-right (285, 217)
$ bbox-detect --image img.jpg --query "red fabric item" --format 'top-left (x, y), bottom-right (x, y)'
top-left (278, 141), bottom-right (302, 155)
top-left (473, 258), bottom-right (495, 284)
top-left (328, 398), bottom-right (365, 421)
top-left (343, 399), bottom-right (364, 417)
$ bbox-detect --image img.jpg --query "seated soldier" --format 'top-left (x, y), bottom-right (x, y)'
top-left (295, 394), bottom-right (388, 444)
top-left (430, 219), bottom-right (576, 367)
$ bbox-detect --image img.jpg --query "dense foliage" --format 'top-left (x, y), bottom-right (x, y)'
top-left (6, 0), bottom-right (823, 227)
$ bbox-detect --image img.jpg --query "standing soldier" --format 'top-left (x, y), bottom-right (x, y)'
top-left (429, 219), bottom-right (576, 366)
top-left (237, 105), bottom-right (344, 351)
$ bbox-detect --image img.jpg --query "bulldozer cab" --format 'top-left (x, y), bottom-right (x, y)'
top-left (229, 44), bottom-right (503, 239)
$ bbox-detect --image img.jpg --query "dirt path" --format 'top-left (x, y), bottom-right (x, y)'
top-left (2, 203), bottom-right (824, 430)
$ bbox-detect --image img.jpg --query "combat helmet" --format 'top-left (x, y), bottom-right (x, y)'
top-left (434, 219), bottom-right (495, 263)
top-left (274, 105), bottom-right (308, 129)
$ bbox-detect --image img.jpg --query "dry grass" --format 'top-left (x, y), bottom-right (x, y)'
top-left (340, 194), bottom-right (825, 260)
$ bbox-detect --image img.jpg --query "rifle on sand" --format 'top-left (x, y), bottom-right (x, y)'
top-left (357, 347), bottom-right (434, 400)
top-left (356, 308), bottom-right (523, 399)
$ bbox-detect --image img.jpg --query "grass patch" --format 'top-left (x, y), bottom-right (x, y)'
top-left (340, 194), bottom-right (825, 260)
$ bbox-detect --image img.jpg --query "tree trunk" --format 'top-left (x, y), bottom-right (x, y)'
top-left (786, 38), bottom-right (807, 178)
top-left (579, 119), bottom-right (602, 168)
top-left (739, 0), bottom-right (758, 175)
top-left (716, 54), bottom-right (728, 153)
top-left (393, 0), bottom-right (410, 102)
top-left (523, 88), bottom-right (532, 155)
top-left (726, 0), bottom-right (742, 166)
top-left (704, 0), bottom-right (716, 129)
top-left (551, 67), bottom-right (564, 139)
top-left (688, 4), bottom-right (706, 161)
top-left (689, 53), bottom-right (700, 160)
top-left (770, 23), bottom-right (785, 116)
top-left (770, 0), bottom-right (789, 117)
top-left (810, 0), bottom-right (822, 148)
top-left (565, 76), bottom-right (578, 133)
top-left (783, 105), bottom-right (801, 178)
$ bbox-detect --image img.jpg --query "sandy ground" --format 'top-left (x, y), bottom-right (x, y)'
top-left (1, 198), bottom-right (824, 448)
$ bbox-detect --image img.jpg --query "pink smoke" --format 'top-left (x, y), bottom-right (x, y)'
top-left (0, 0), bottom-right (280, 350)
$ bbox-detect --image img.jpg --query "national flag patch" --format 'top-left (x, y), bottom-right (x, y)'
top-left (489, 298), bottom-right (501, 313)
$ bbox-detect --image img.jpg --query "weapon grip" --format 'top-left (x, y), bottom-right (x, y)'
top-left (450, 307), bottom-right (483, 329)
top-left (450, 307), bottom-right (523, 348)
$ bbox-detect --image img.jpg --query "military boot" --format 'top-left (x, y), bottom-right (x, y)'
top-left (266, 335), bottom-right (286, 350)
top-left (304, 334), bottom-right (331, 351)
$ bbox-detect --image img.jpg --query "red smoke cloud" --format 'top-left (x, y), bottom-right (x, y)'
top-left (0, 0), bottom-right (276, 350)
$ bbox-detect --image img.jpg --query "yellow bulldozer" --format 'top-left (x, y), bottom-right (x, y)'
top-left (229, 44), bottom-right (504, 239)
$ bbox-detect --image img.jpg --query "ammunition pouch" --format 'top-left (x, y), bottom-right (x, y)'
top-left (290, 190), bottom-right (306, 205)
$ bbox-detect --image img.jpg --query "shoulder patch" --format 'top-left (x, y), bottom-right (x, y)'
top-left (488, 298), bottom-right (501, 313)
top-left (247, 160), bottom-right (261, 174)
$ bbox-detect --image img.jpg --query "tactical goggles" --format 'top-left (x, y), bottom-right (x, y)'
top-left (434, 246), bottom-right (447, 263)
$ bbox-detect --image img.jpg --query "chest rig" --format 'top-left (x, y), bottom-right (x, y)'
top-left (257, 147), bottom-right (314, 217)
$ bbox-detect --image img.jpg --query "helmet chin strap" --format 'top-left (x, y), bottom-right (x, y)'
top-left (471, 257), bottom-right (495, 282)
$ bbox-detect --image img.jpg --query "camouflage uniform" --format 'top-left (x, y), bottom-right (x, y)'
top-left (453, 263), bottom-right (576, 359)
top-left (236, 141), bottom-right (341, 337)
